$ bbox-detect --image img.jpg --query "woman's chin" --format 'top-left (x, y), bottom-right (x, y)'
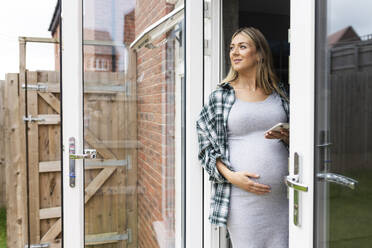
top-left (232, 64), bottom-right (256, 73)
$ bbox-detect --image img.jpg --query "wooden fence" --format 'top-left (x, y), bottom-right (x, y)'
top-left (329, 38), bottom-right (372, 172)
top-left (330, 71), bottom-right (372, 173)
top-left (4, 68), bottom-right (138, 247)
top-left (0, 80), bottom-right (5, 208)
top-left (330, 39), bottom-right (372, 73)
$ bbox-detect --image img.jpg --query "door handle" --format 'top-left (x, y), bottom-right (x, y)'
top-left (285, 152), bottom-right (308, 226)
top-left (68, 137), bottom-right (97, 188)
top-left (285, 175), bottom-right (308, 192)
top-left (317, 172), bottom-right (358, 190)
top-left (69, 149), bottom-right (97, 159)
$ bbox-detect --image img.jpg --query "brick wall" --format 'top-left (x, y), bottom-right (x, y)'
top-left (135, 1), bottom-right (175, 247)
top-left (124, 10), bottom-right (135, 45)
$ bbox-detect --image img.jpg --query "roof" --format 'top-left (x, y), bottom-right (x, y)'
top-left (327, 26), bottom-right (360, 46)
top-left (48, 1), bottom-right (61, 34)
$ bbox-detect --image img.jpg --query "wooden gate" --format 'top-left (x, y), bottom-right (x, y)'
top-left (4, 68), bottom-right (138, 247)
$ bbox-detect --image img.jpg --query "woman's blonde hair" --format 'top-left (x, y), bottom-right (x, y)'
top-left (221, 27), bottom-right (287, 100)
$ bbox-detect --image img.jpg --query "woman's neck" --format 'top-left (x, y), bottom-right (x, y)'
top-left (234, 69), bottom-right (257, 90)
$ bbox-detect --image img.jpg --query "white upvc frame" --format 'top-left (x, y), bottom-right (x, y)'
top-left (203, 0), bottom-right (227, 247)
top-left (185, 0), bottom-right (204, 247)
top-left (61, 0), bottom-right (84, 247)
top-left (130, 4), bottom-right (184, 50)
top-left (289, 0), bottom-right (315, 247)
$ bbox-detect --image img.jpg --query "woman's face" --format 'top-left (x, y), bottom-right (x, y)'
top-left (229, 33), bottom-right (259, 73)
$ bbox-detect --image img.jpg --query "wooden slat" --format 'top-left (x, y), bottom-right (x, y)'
top-left (18, 38), bottom-right (29, 247)
top-left (27, 71), bottom-right (41, 243)
top-left (85, 167), bottom-right (116, 204)
top-left (41, 218), bottom-right (61, 242)
top-left (85, 129), bottom-right (117, 159)
top-left (0, 80), bottom-right (5, 208)
top-left (89, 140), bottom-right (141, 149)
top-left (84, 232), bottom-right (130, 246)
top-left (19, 36), bottom-right (59, 44)
top-left (39, 160), bottom-right (128, 173)
top-left (37, 114), bottom-right (60, 125)
top-left (39, 207), bottom-right (61, 220)
top-left (39, 161), bottom-right (61, 173)
top-left (29, 83), bottom-right (128, 94)
top-left (4, 73), bottom-right (27, 247)
top-left (38, 92), bottom-right (60, 114)
top-left (126, 47), bottom-right (138, 248)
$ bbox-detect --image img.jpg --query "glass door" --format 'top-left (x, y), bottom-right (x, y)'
top-left (289, 0), bottom-right (372, 247)
top-left (82, 1), bottom-right (137, 246)
top-left (314, 0), bottom-right (372, 247)
top-left (62, 0), bottom-right (185, 247)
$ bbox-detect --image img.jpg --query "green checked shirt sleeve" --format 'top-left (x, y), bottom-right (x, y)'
top-left (196, 90), bottom-right (229, 184)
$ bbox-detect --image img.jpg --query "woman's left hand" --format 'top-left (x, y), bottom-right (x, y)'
top-left (265, 128), bottom-right (289, 144)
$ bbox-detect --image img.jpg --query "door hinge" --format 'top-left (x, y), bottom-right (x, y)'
top-left (204, 1), bottom-right (211, 19)
top-left (85, 229), bottom-right (131, 244)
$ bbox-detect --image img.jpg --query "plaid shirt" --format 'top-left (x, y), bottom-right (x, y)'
top-left (196, 81), bottom-right (289, 226)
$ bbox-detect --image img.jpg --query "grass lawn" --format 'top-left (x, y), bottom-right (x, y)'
top-left (329, 170), bottom-right (372, 248)
top-left (0, 207), bottom-right (6, 248)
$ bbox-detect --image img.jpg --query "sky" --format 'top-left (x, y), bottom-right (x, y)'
top-left (329, 0), bottom-right (372, 36)
top-left (0, 0), bottom-right (57, 80)
top-left (0, 0), bottom-right (371, 81)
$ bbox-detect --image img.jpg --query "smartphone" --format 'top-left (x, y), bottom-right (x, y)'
top-left (265, 123), bottom-right (289, 133)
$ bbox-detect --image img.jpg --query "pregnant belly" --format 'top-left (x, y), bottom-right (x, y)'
top-left (228, 137), bottom-right (289, 194)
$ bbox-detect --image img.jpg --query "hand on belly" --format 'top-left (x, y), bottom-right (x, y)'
top-left (229, 171), bottom-right (272, 195)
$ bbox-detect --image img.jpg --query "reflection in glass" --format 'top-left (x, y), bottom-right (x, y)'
top-left (83, 1), bottom-right (184, 247)
top-left (315, 0), bottom-right (372, 247)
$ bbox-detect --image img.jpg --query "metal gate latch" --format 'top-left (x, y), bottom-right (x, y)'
top-left (23, 115), bottom-right (45, 123)
top-left (24, 243), bottom-right (49, 248)
top-left (22, 83), bottom-right (47, 92)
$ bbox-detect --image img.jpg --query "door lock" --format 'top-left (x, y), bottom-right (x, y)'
top-left (285, 152), bottom-right (308, 226)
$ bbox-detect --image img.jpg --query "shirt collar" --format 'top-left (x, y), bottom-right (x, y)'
top-left (217, 81), bottom-right (233, 90)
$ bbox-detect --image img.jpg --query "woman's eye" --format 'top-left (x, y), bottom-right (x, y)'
top-left (230, 46), bottom-right (234, 51)
top-left (240, 45), bottom-right (246, 49)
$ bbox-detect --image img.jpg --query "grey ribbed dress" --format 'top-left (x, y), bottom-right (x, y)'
top-left (226, 92), bottom-right (289, 248)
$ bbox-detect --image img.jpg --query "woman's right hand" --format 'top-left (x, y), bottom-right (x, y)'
top-left (229, 171), bottom-right (271, 195)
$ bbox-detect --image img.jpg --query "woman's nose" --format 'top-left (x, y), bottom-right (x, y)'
top-left (231, 47), bottom-right (239, 55)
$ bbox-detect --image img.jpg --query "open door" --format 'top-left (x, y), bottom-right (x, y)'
top-left (289, 0), bottom-right (372, 247)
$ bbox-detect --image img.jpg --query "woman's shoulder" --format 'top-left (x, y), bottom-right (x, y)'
top-left (208, 83), bottom-right (231, 99)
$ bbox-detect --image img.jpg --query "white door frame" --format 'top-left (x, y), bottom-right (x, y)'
top-left (62, 0), bottom-right (196, 247)
top-left (289, 0), bottom-right (315, 247)
top-left (61, 0), bottom-right (84, 246)
top-left (202, 0), bottom-right (227, 247)
top-left (185, 0), bottom-right (204, 247)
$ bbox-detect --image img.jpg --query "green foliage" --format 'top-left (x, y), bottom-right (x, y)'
top-left (0, 207), bottom-right (6, 248)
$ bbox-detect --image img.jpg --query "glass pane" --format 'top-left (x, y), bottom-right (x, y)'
top-left (83, 1), bottom-right (184, 247)
top-left (315, 0), bottom-right (372, 247)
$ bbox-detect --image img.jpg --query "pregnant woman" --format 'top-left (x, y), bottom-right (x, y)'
top-left (196, 27), bottom-right (289, 248)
